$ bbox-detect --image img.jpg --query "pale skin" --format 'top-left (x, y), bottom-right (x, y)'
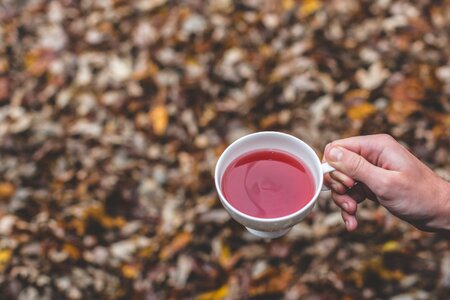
top-left (323, 134), bottom-right (450, 232)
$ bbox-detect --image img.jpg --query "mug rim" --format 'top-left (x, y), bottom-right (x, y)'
top-left (214, 131), bottom-right (323, 223)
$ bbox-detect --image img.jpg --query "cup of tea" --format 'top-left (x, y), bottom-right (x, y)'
top-left (214, 131), bottom-right (335, 238)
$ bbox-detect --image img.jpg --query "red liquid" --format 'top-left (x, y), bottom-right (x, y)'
top-left (221, 149), bottom-right (315, 218)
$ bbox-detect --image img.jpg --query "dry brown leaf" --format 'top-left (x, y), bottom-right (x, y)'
top-left (160, 232), bottom-right (193, 261)
top-left (387, 101), bottom-right (420, 124)
top-left (250, 266), bottom-right (294, 296)
top-left (364, 257), bottom-right (404, 281)
top-left (0, 78), bottom-right (9, 100)
top-left (260, 114), bottom-right (278, 129)
top-left (344, 89), bottom-right (370, 106)
top-left (390, 78), bottom-right (425, 103)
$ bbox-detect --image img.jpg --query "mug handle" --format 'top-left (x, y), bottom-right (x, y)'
top-left (320, 162), bottom-right (335, 191)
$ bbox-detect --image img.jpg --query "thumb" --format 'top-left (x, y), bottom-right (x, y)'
top-left (326, 146), bottom-right (387, 191)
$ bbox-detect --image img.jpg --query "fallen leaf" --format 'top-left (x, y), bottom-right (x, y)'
top-left (356, 62), bottom-right (390, 90)
top-left (390, 77), bottom-right (425, 103)
top-left (299, 0), bottom-right (322, 17)
top-left (0, 77), bottom-right (9, 100)
top-left (0, 249), bottom-right (12, 271)
top-left (160, 232), bottom-right (193, 261)
top-left (0, 182), bottom-right (15, 199)
top-left (122, 264), bottom-right (139, 279)
top-left (382, 241), bottom-right (401, 253)
top-left (250, 266), bottom-right (294, 296)
top-left (347, 103), bottom-right (377, 120)
top-left (196, 284), bottom-right (229, 300)
top-left (63, 243), bottom-right (81, 260)
top-left (149, 105), bottom-right (169, 135)
top-left (24, 49), bottom-right (55, 76)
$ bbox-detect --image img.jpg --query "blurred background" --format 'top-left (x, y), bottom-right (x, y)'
top-left (1, 0), bottom-right (450, 299)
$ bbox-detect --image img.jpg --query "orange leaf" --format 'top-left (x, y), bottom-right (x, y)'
top-left (0, 182), bottom-right (15, 199)
top-left (122, 264), bottom-right (139, 279)
top-left (347, 103), bottom-right (376, 121)
top-left (260, 114), bottom-right (278, 129)
top-left (63, 243), bottom-right (81, 260)
top-left (149, 105), bottom-right (169, 135)
top-left (160, 232), bottom-right (192, 261)
top-left (24, 49), bottom-right (54, 76)
top-left (390, 78), bottom-right (425, 103)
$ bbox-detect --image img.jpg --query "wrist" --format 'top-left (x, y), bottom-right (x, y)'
top-left (434, 177), bottom-right (450, 232)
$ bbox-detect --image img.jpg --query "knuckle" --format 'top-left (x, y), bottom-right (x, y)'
top-left (348, 155), bottom-right (364, 177)
top-left (378, 133), bottom-right (395, 144)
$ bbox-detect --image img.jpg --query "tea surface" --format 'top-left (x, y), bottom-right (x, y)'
top-left (221, 149), bottom-right (315, 218)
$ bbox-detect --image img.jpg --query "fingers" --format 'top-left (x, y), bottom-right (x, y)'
top-left (331, 186), bottom-right (369, 232)
top-left (324, 134), bottom-right (396, 165)
top-left (330, 170), bottom-right (355, 188)
top-left (332, 192), bottom-right (358, 214)
top-left (342, 211), bottom-right (358, 231)
top-left (332, 191), bottom-right (358, 231)
top-left (324, 146), bottom-right (388, 193)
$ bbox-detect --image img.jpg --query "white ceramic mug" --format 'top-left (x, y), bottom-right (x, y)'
top-left (214, 131), bottom-right (335, 238)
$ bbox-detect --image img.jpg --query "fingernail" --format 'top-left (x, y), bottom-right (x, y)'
top-left (345, 220), bottom-right (350, 228)
top-left (329, 147), bottom-right (343, 161)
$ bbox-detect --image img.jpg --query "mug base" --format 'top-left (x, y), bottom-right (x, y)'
top-left (246, 227), bottom-right (291, 239)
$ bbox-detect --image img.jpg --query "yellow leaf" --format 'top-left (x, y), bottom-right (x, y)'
top-left (160, 232), bottom-right (192, 261)
top-left (0, 249), bottom-right (12, 263)
top-left (347, 103), bottom-right (376, 121)
top-left (63, 243), bottom-right (81, 260)
top-left (0, 249), bottom-right (12, 271)
top-left (149, 105), bottom-right (169, 135)
top-left (218, 244), bottom-right (231, 268)
top-left (83, 204), bottom-right (126, 229)
top-left (0, 182), bottom-right (15, 199)
top-left (197, 285), bottom-right (229, 300)
top-left (381, 241), bottom-right (400, 253)
top-left (122, 264), bottom-right (139, 279)
top-left (138, 246), bottom-right (154, 258)
top-left (299, 0), bottom-right (322, 17)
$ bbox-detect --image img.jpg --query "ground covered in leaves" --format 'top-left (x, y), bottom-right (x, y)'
top-left (1, 0), bottom-right (450, 299)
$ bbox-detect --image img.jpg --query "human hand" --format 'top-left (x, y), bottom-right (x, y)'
top-left (323, 134), bottom-right (450, 232)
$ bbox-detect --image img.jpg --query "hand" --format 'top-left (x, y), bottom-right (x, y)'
top-left (323, 134), bottom-right (450, 232)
